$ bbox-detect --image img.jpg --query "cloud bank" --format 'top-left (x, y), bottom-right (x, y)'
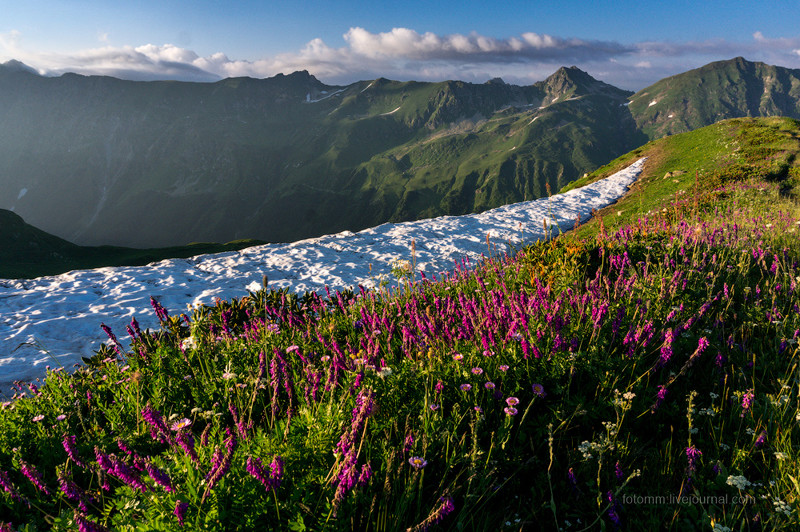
top-left (2, 27), bottom-right (800, 90)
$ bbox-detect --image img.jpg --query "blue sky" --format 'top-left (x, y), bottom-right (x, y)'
top-left (2, 0), bottom-right (800, 89)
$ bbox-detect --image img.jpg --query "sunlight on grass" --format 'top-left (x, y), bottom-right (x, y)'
top-left (1, 119), bottom-right (800, 530)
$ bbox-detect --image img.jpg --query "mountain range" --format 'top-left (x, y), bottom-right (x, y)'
top-left (2, 56), bottom-right (800, 249)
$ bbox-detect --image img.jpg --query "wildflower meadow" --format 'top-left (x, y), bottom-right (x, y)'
top-left (1, 117), bottom-right (800, 530)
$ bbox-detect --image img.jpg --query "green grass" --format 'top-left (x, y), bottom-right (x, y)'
top-left (1, 117), bottom-right (800, 531)
top-left (561, 116), bottom-right (800, 238)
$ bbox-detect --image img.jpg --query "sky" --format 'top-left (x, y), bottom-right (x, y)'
top-left (2, 0), bottom-right (800, 90)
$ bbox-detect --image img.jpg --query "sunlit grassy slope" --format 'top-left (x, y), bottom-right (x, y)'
top-left (1, 117), bottom-right (799, 531)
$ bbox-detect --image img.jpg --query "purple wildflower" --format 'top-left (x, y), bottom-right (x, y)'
top-left (567, 467), bottom-right (581, 498)
top-left (141, 405), bottom-right (172, 444)
top-left (74, 511), bottom-right (109, 532)
top-left (459, 384), bottom-right (472, 392)
top-left (434, 380), bottom-right (444, 394)
top-left (63, 434), bottom-right (86, 468)
top-left (686, 445), bottom-right (702, 474)
top-left (615, 461), bottom-right (624, 483)
top-left (754, 430), bottom-right (767, 449)
top-left (344, 455), bottom-right (366, 488)
top-left (150, 296), bottom-right (170, 324)
top-left (58, 469), bottom-right (89, 512)
top-left (412, 495), bottom-right (456, 530)
top-left (404, 433), bottom-right (415, 453)
top-left (741, 389), bottom-right (754, 417)
top-left (100, 323), bottom-right (123, 356)
top-left (174, 500), bottom-right (189, 527)
top-left (532, 383), bottom-right (546, 397)
top-left (170, 418), bottom-right (191, 432)
top-left (175, 430), bottom-right (199, 463)
top-left (409, 456), bottom-right (428, 469)
top-left (20, 460), bottom-right (50, 495)
top-left (471, 367), bottom-right (483, 375)
top-left (651, 385), bottom-right (668, 413)
top-left (0, 470), bottom-right (26, 505)
top-left (246, 455), bottom-right (284, 492)
top-left (257, 350), bottom-right (267, 380)
top-left (484, 381), bottom-right (495, 390)
top-left (145, 462), bottom-right (174, 492)
top-left (607, 491), bottom-right (621, 530)
top-left (504, 407), bottom-right (518, 416)
top-left (203, 427), bottom-right (237, 502)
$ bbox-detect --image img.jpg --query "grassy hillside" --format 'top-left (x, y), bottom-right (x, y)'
top-left (562, 116), bottom-right (800, 235)
top-left (1, 118), bottom-right (799, 531)
top-left (0, 64), bottom-right (637, 248)
top-left (0, 209), bottom-right (265, 279)
top-left (629, 57), bottom-right (800, 139)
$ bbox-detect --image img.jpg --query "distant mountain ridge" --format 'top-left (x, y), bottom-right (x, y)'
top-left (629, 57), bottom-right (800, 137)
top-left (1, 57), bottom-right (799, 248)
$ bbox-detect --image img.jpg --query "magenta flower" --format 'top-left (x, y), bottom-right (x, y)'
top-left (173, 500), bottom-right (189, 526)
top-left (20, 460), bottom-right (50, 495)
top-left (504, 407), bottom-right (518, 416)
top-left (145, 462), bottom-right (174, 492)
top-left (74, 511), bottom-right (108, 532)
top-left (498, 365), bottom-right (509, 372)
top-left (484, 381), bottom-right (495, 390)
top-left (471, 367), bottom-right (484, 375)
top-left (741, 389), bottom-right (754, 417)
top-left (460, 383), bottom-right (472, 392)
top-left (63, 434), bottom-right (86, 468)
top-left (403, 433), bottom-right (415, 453)
top-left (506, 396), bottom-right (519, 406)
top-left (246, 455), bottom-right (284, 492)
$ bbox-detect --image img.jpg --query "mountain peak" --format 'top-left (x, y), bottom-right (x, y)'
top-left (0, 60), bottom-right (39, 75)
top-left (538, 65), bottom-right (630, 103)
top-left (629, 56), bottom-right (800, 138)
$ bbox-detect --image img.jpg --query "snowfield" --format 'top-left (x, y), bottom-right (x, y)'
top-left (0, 158), bottom-right (645, 392)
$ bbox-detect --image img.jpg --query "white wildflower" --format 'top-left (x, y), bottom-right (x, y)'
top-left (726, 475), bottom-right (751, 490)
top-left (180, 336), bottom-right (197, 350)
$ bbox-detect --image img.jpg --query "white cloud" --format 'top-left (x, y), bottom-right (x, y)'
top-left (2, 27), bottom-right (800, 90)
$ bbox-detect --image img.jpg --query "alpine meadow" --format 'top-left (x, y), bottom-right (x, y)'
top-left (1, 54), bottom-right (800, 532)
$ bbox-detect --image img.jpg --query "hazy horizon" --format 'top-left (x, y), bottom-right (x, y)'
top-left (2, 0), bottom-right (800, 91)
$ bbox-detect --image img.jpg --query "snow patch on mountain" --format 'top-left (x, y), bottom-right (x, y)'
top-left (0, 158), bottom-right (646, 392)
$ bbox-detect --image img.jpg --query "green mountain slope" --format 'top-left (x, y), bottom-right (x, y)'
top-left (4, 57), bottom-right (800, 253)
top-left (0, 63), bottom-right (637, 248)
top-left (629, 57), bottom-right (800, 138)
top-left (562, 116), bottom-right (800, 236)
top-left (0, 208), bottom-right (264, 279)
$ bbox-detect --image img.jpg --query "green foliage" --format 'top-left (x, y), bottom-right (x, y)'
top-left (2, 158), bottom-right (800, 530)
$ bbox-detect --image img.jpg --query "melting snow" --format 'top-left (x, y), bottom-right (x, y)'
top-left (303, 89), bottom-right (345, 103)
top-left (17, 188), bottom-right (27, 200)
top-left (0, 158), bottom-right (646, 392)
top-left (648, 100), bottom-right (658, 107)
